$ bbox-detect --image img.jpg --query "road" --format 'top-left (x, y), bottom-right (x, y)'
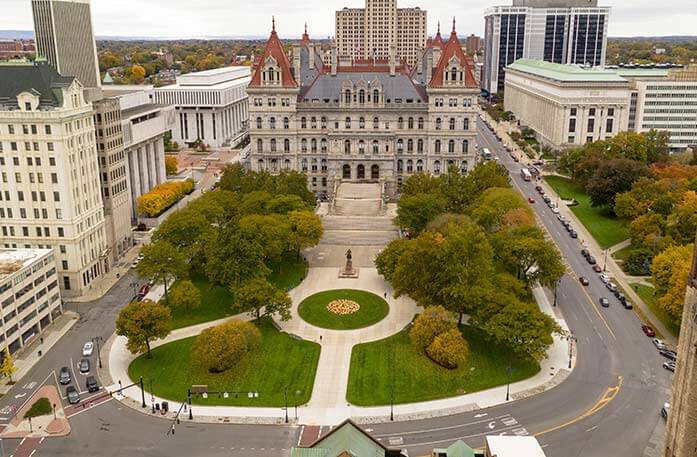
top-left (0, 123), bottom-right (672, 456)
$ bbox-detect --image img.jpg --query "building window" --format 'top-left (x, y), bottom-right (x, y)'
top-left (301, 117), bottom-right (307, 129)
top-left (373, 117), bottom-right (379, 129)
top-left (321, 117), bottom-right (327, 129)
top-left (608, 108), bottom-right (615, 117)
top-left (358, 141), bottom-right (365, 154)
top-left (372, 141), bottom-right (379, 154)
top-left (256, 117), bottom-right (262, 129)
top-left (449, 118), bottom-right (455, 130)
top-left (417, 139), bottom-right (424, 153)
top-left (434, 160), bottom-right (441, 174)
top-left (462, 140), bottom-right (469, 153)
top-left (569, 118), bottom-right (576, 133)
top-left (448, 140), bottom-right (455, 153)
top-left (408, 117), bottom-right (414, 129)
top-left (606, 118), bottom-right (614, 133)
top-left (311, 139), bottom-right (317, 153)
top-left (284, 139), bottom-right (290, 152)
top-left (435, 140), bottom-right (441, 153)
top-left (358, 90), bottom-right (365, 104)
top-left (568, 136), bottom-right (575, 144)
top-left (397, 159), bottom-right (403, 172)
top-left (418, 117), bottom-right (424, 129)
top-left (269, 117), bottom-right (276, 129)
top-left (435, 118), bottom-right (442, 130)
top-left (587, 119), bottom-right (595, 133)
top-left (345, 117), bottom-right (351, 129)
top-left (588, 108), bottom-right (596, 117)
top-left (359, 117), bottom-right (365, 129)
top-left (407, 139), bottom-right (413, 153)
top-left (373, 89), bottom-right (379, 104)
top-left (345, 90), bottom-right (351, 104)
top-left (463, 118), bottom-right (469, 130)
top-left (416, 160), bottom-right (423, 172)
top-left (283, 117), bottom-right (289, 129)
top-left (586, 136), bottom-right (594, 143)
top-left (321, 139), bottom-right (327, 153)
top-left (344, 140), bottom-right (351, 154)
top-left (257, 139), bottom-right (263, 152)
top-left (570, 107), bottom-right (577, 116)
top-left (407, 160), bottom-right (413, 173)
top-left (270, 139), bottom-right (277, 152)
top-left (397, 140), bottom-right (403, 153)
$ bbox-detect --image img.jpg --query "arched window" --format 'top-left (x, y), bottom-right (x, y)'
top-left (417, 139), bottom-right (424, 153)
top-left (373, 117), bottom-right (379, 129)
top-left (311, 117), bottom-right (317, 129)
top-left (463, 118), bottom-right (469, 130)
top-left (311, 158), bottom-right (318, 172)
top-left (301, 117), bottom-right (307, 129)
top-left (256, 138), bottom-right (263, 152)
top-left (284, 139), bottom-right (290, 152)
top-left (344, 140), bottom-right (351, 154)
top-left (283, 117), bottom-right (289, 129)
top-left (284, 159), bottom-right (291, 170)
top-left (397, 139), bottom-right (403, 153)
top-left (435, 140), bottom-right (441, 153)
top-left (451, 67), bottom-right (458, 82)
top-left (435, 118), bottom-right (442, 130)
top-left (345, 117), bottom-right (351, 129)
top-left (408, 117), bottom-right (414, 129)
top-left (449, 118), bottom-right (455, 131)
top-left (256, 117), bottom-right (262, 129)
top-left (301, 158), bottom-right (308, 172)
top-left (373, 89), bottom-right (379, 104)
top-left (359, 90), bottom-right (365, 104)
top-left (462, 140), bottom-right (469, 153)
top-left (448, 140), bottom-right (455, 153)
top-left (407, 159), bottom-right (413, 173)
top-left (372, 140), bottom-right (379, 154)
top-left (345, 90), bottom-right (351, 104)
top-left (398, 117), bottom-right (404, 129)
top-left (321, 116), bottom-right (327, 129)
top-left (407, 139), bottom-right (413, 153)
top-left (461, 160), bottom-right (468, 173)
top-left (416, 159), bottom-right (424, 172)
top-left (269, 117), bottom-right (276, 129)
top-left (258, 159), bottom-right (264, 170)
top-left (418, 117), bottom-right (424, 129)
top-left (321, 159), bottom-right (327, 172)
top-left (311, 139), bottom-right (317, 153)
top-left (434, 160), bottom-right (441, 174)
top-left (321, 139), bottom-right (327, 152)
top-left (358, 140), bottom-right (365, 154)
top-left (359, 117), bottom-right (365, 129)
top-left (397, 159), bottom-right (403, 172)
top-left (271, 158), bottom-right (278, 172)
top-left (270, 138), bottom-right (277, 152)
top-left (301, 138), bottom-right (307, 152)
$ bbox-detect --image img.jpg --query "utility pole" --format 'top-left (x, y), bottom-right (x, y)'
top-left (140, 377), bottom-right (146, 408)
top-left (284, 387), bottom-right (289, 424)
top-left (188, 389), bottom-right (193, 420)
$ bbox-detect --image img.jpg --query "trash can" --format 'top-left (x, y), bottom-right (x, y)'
top-left (162, 401), bottom-right (169, 413)
top-left (155, 403), bottom-right (160, 411)
top-left (37, 350), bottom-right (42, 357)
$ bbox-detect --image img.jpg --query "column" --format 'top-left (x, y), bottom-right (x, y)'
top-left (138, 147), bottom-right (148, 195)
top-left (146, 143), bottom-right (156, 190)
top-left (128, 149), bottom-right (141, 200)
top-left (154, 140), bottom-right (166, 184)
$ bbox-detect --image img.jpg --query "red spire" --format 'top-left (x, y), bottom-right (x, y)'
top-left (452, 17), bottom-right (456, 35)
top-left (301, 23), bottom-right (310, 45)
top-left (429, 25), bottom-right (477, 88)
top-left (249, 18), bottom-right (298, 88)
top-left (433, 21), bottom-right (445, 49)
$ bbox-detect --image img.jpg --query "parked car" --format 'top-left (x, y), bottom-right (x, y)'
top-left (86, 376), bottom-right (99, 393)
top-left (579, 277), bottom-right (590, 286)
top-left (79, 358), bottom-right (90, 374)
top-left (552, 206), bottom-right (560, 214)
top-left (599, 274), bottom-right (610, 284)
top-left (599, 297), bottom-right (610, 307)
top-left (661, 402), bottom-right (670, 420)
top-left (557, 214), bottom-right (566, 223)
top-left (570, 230), bottom-right (578, 239)
top-left (59, 366), bottom-right (71, 385)
top-left (606, 282), bottom-right (618, 293)
top-left (663, 361), bottom-right (676, 372)
top-left (535, 185), bottom-right (543, 192)
top-left (653, 338), bottom-right (669, 351)
top-left (592, 265), bottom-right (602, 273)
top-left (581, 248), bottom-right (590, 258)
top-left (642, 324), bottom-right (656, 337)
top-left (659, 349), bottom-right (678, 361)
top-left (137, 283), bottom-right (150, 299)
top-left (528, 197), bottom-right (535, 204)
top-left (66, 386), bottom-right (80, 404)
top-left (82, 341), bottom-right (93, 357)
top-left (622, 300), bottom-right (633, 310)
top-left (543, 195), bottom-right (552, 203)
top-left (587, 256), bottom-right (597, 265)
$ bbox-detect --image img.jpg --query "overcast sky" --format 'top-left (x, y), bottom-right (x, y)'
top-left (2, 0), bottom-right (695, 39)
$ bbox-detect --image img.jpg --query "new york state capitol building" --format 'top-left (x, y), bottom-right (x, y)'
top-left (248, 20), bottom-right (479, 197)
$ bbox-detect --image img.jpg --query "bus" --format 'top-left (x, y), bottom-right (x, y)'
top-left (521, 168), bottom-right (532, 181)
top-left (482, 148), bottom-right (492, 160)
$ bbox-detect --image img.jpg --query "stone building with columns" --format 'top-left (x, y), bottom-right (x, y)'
top-left (248, 20), bottom-right (479, 198)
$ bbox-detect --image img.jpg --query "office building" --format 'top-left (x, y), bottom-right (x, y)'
top-left (152, 67), bottom-right (250, 149)
top-left (31, 0), bottom-right (101, 90)
top-left (0, 249), bottom-right (62, 355)
top-left (248, 20), bottom-right (479, 198)
top-left (663, 237), bottom-right (697, 457)
top-left (0, 40), bottom-right (36, 59)
top-left (465, 34), bottom-right (483, 55)
top-left (504, 59), bottom-right (630, 148)
top-left (483, 0), bottom-right (610, 95)
top-left (336, 0), bottom-right (427, 66)
top-left (0, 61), bottom-right (107, 297)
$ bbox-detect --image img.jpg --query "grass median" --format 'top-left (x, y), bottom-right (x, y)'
top-left (298, 289), bottom-right (390, 330)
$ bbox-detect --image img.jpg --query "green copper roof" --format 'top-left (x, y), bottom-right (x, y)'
top-left (507, 59), bottom-right (627, 83)
top-left (290, 420), bottom-right (391, 457)
top-left (103, 72), bottom-right (114, 84)
top-left (614, 68), bottom-right (669, 78)
top-left (433, 440), bottom-right (477, 457)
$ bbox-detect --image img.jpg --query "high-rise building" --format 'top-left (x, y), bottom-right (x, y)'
top-left (465, 34), bottom-right (483, 55)
top-left (0, 61), bottom-right (107, 297)
top-left (336, 0), bottom-right (427, 66)
top-left (664, 236), bottom-right (697, 457)
top-left (483, 0), bottom-right (610, 95)
top-left (31, 0), bottom-right (101, 90)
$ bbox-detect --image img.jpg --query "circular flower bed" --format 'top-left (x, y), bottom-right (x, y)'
top-left (327, 299), bottom-right (360, 315)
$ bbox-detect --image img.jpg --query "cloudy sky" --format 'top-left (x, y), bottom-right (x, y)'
top-left (3, 0), bottom-right (695, 39)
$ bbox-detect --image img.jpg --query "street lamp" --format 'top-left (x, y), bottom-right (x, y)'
top-left (553, 283), bottom-right (558, 307)
top-left (92, 336), bottom-right (103, 369)
top-left (187, 389), bottom-right (193, 420)
top-left (150, 379), bottom-right (155, 413)
top-left (506, 365), bottom-right (513, 401)
top-left (294, 389), bottom-right (301, 419)
top-left (389, 384), bottom-right (395, 421)
top-left (283, 387), bottom-right (289, 424)
top-left (603, 249), bottom-right (608, 272)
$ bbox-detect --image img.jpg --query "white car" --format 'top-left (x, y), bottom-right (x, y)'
top-left (551, 206), bottom-right (560, 214)
top-left (653, 338), bottom-right (668, 351)
top-left (599, 274), bottom-right (610, 284)
top-left (82, 341), bottom-right (94, 357)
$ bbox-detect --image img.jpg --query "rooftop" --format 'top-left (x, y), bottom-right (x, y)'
top-left (0, 249), bottom-right (52, 281)
top-left (485, 436), bottom-right (547, 457)
top-left (507, 59), bottom-right (628, 83)
top-left (0, 60), bottom-right (75, 108)
top-left (174, 66), bottom-right (251, 87)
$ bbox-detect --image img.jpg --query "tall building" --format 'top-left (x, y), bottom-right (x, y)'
top-left (0, 249), bottom-right (63, 355)
top-left (0, 61), bottom-right (107, 297)
top-left (483, 0), bottom-right (610, 95)
top-left (336, 0), bottom-right (427, 66)
top-left (248, 20), bottom-right (479, 198)
top-left (664, 236), bottom-right (697, 457)
top-left (31, 0), bottom-right (101, 90)
top-left (465, 34), bottom-right (483, 55)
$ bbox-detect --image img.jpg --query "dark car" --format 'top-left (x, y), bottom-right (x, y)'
top-left (579, 277), bottom-right (590, 286)
top-left (622, 300), bottom-right (633, 310)
top-left (59, 366), bottom-right (71, 385)
top-left (86, 375), bottom-right (99, 392)
top-left (535, 185), bottom-right (543, 192)
top-left (599, 297), bottom-right (610, 307)
top-left (642, 324), bottom-right (656, 337)
top-left (581, 248), bottom-right (590, 258)
top-left (587, 256), bottom-right (597, 265)
top-left (543, 195), bottom-right (552, 204)
top-left (66, 386), bottom-right (80, 404)
top-left (79, 358), bottom-right (90, 374)
top-left (528, 197), bottom-right (535, 204)
top-left (592, 265), bottom-right (603, 273)
top-left (570, 230), bottom-right (578, 239)
top-left (661, 403), bottom-right (670, 420)
top-left (659, 349), bottom-right (678, 361)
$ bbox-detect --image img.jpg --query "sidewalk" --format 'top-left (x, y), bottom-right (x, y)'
top-left (0, 385), bottom-right (70, 438)
top-left (70, 247), bottom-right (142, 303)
top-left (0, 312), bottom-right (78, 395)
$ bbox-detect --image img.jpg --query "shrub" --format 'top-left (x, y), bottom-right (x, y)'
top-left (426, 328), bottom-right (469, 369)
top-left (165, 156), bottom-right (178, 175)
top-left (24, 397), bottom-right (52, 419)
top-left (409, 306), bottom-right (455, 350)
top-left (168, 280), bottom-right (201, 310)
top-left (192, 320), bottom-right (261, 373)
top-left (624, 248), bottom-right (653, 275)
top-left (137, 179), bottom-right (195, 217)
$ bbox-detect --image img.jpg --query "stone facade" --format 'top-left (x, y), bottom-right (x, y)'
top-left (248, 22), bottom-right (479, 199)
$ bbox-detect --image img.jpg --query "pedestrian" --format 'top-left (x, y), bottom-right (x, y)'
top-left (384, 292), bottom-right (387, 299)
top-left (319, 335), bottom-right (323, 343)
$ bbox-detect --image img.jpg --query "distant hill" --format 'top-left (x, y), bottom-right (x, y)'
top-left (0, 30), bottom-right (34, 40)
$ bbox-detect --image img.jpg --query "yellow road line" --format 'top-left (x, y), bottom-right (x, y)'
top-left (535, 375), bottom-right (623, 437)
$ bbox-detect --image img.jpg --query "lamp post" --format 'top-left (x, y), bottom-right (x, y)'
top-left (506, 365), bottom-right (513, 401)
top-left (92, 336), bottom-right (103, 369)
top-left (553, 283), bottom-right (558, 307)
top-left (52, 403), bottom-right (56, 420)
top-left (187, 389), bottom-right (193, 420)
top-left (150, 379), bottom-right (155, 413)
top-left (139, 377), bottom-right (146, 408)
top-left (389, 384), bottom-right (395, 421)
top-left (283, 387), bottom-right (289, 424)
top-left (603, 249), bottom-right (608, 272)
top-left (294, 389), bottom-right (301, 420)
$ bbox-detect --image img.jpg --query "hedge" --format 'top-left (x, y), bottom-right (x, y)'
top-left (137, 179), bottom-right (195, 217)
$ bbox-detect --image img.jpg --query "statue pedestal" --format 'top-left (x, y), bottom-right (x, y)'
top-left (338, 259), bottom-right (359, 278)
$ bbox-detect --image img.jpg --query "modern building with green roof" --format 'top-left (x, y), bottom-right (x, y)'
top-left (290, 420), bottom-right (406, 457)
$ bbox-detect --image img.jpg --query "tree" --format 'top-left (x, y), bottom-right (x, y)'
top-left (153, 208), bottom-right (211, 267)
top-left (396, 193), bottom-right (447, 234)
top-left (192, 320), bottom-right (261, 373)
top-left (204, 222), bottom-right (269, 289)
top-left (239, 214), bottom-right (290, 263)
top-left (116, 300), bottom-right (172, 358)
top-left (426, 328), bottom-right (469, 369)
top-left (266, 194), bottom-right (308, 214)
top-left (1, 348), bottom-right (17, 383)
top-left (165, 156), bottom-right (178, 175)
top-left (374, 239), bottom-right (412, 283)
top-left (400, 172), bottom-right (441, 197)
top-left (409, 306), bottom-right (456, 350)
top-left (651, 244), bottom-right (693, 324)
top-left (644, 129), bottom-right (670, 164)
top-left (585, 158), bottom-right (650, 208)
top-left (234, 278), bottom-right (292, 321)
top-left (137, 241), bottom-right (188, 299)
top-left (168, 280), bottom-right (201, 311)
top-left (130, 64), bottom-right (146, 80)
top-left (470, 187), bottom-right (530, 233)
top-left (288, 210), bottom-right (323, 260)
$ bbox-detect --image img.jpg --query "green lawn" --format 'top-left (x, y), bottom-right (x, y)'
top-left (347, 325), bottom-right (540, 406)
top-left (24, 397), bottom-right (52, 419)
top-left (169, 258), bottom-right (308, 329)
top-left (544, 175), bottom-right (628, 249)
top-left (612, 245), bottom-right (633, 263)
top-left (298, 290), bottom-right (389, 330)
top-left (128, 318), bottom-right (320, 407)
top-left (631, 283), bottom-right (680, 337)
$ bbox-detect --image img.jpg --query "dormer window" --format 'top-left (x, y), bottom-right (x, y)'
top-left (345, 90), bottom-right (351, 104)
top-left (262, 57), bottom-right (281, 86)
top-left (444, 58), bottom-right (464, 84)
